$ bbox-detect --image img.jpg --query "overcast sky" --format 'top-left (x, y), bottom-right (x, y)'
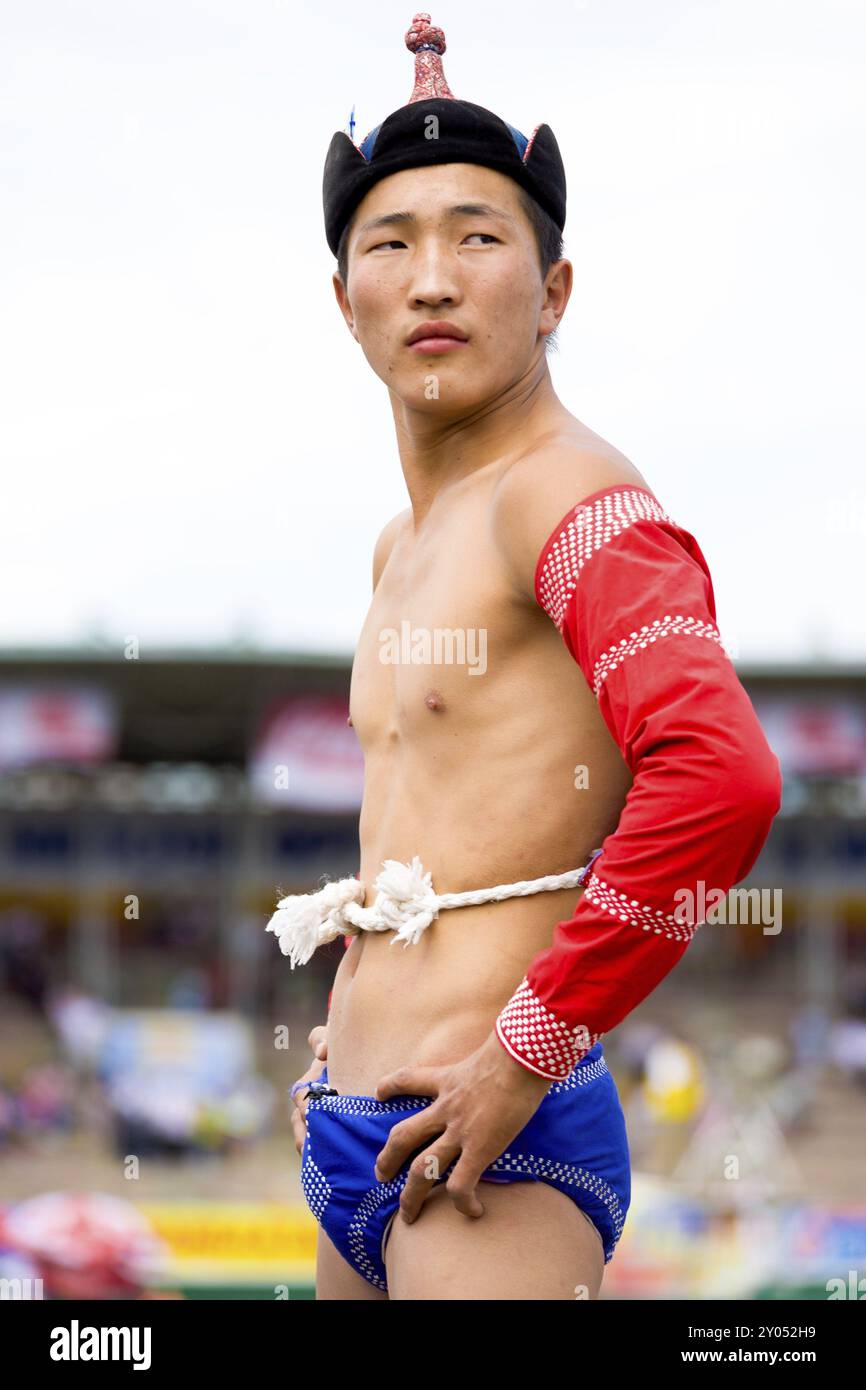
top-left (2, 0), bottom-right (864, 662)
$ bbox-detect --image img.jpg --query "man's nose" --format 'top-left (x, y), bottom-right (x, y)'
top-left (407, 242), bottom-right (462, 307)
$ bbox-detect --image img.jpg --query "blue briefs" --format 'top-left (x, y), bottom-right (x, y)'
top-left (298, 1043), bottom-right (631, 1293)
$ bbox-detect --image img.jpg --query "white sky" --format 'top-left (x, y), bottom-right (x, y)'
top-left (2, 0), bottom-right (864, 662)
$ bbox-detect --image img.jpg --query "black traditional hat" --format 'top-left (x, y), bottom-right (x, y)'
top-left (323, 12), bottom-right (566, 256)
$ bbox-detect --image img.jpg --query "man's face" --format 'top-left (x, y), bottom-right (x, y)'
top-left (333, 163), bottom-right (564, 411)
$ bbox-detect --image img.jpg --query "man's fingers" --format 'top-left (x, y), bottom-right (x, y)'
top-left (399, 1138), bottom-right (462, 1222)
top-left (444, 1156), bottom-right (486, 1218)
top-left (307, 1024), bottom-right (328, 1059)
top-left (291, 1110), bottom-right (307, 1156)
top-left (290, 1088), bottom-right (310, 1155)
top-left (375, 1066), bottom-right (440, 1103)
top-left (374, 1108), bottom-right (445, 1182)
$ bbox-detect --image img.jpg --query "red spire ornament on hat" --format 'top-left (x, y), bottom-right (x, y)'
top-left (404, 12), bottom-right (455, 102)
top-left (322, 12), bottom-right (567, 257)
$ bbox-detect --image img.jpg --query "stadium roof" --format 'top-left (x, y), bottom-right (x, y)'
top-left (0, 645), bottom-right (864, 681)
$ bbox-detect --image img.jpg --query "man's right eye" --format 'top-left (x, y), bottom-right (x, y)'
top-left (369, 240), bottom-right (406, 251)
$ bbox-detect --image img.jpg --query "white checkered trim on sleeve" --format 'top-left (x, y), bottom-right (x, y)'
top-left (583, 872), bottom-right (699, 943)
top-left (495, 976), bottom-right (599, 1081)
top-left (591, 614), bottom-right (729, 695)
top-left (537, 488), bottom-right (673, 631)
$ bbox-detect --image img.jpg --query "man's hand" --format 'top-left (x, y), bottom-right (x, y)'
top-left (290, 1024), bottom-right (328, 1156)
top-left (373, 1030), bottom-right (552, 1222)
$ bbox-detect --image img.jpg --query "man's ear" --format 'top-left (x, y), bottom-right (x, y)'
top-left (332, 271), bottom-right (358, 341)
top-left (540, 257), bottom-right (572, 340)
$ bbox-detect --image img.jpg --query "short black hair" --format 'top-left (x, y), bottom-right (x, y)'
top-left (335, 182), bottom-right (565, 354)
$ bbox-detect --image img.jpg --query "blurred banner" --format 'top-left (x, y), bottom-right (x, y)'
top-left (0, 684), bottom-right (117, 768)
top-left (96, 1010), bottom-right (274, 1155)
top-left (248, 694), bottom-right (364, 810)
top-left (755, 696), bottom-right (866, 775)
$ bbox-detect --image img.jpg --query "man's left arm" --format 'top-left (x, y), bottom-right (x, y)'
top-left (493, 477), bottom-right (783, 1080)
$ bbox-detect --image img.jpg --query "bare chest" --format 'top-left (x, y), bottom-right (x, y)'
top-left (349, 505), bottom-right (530, 747)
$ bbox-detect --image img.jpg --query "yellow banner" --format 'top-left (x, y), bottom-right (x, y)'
top-left (136, 1201), bottom-right (317, 1284)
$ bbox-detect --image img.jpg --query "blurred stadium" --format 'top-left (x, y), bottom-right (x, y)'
top-left (0, 644), bottom-right (864, 1299)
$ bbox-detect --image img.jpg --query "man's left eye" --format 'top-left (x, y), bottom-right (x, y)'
top-left (463, 233), bottom-right (499, 245)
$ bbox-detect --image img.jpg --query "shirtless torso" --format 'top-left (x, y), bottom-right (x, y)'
top-left (325, 416), bottom-right (648, 1096)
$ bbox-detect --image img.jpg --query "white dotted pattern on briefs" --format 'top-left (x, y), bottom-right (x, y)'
top-left (305, 1093), bottom-right (435, 1118)
top-left (550, 1053), bottom-right (608, 1091)
top-left (300, 1144), bottom-right (332, 1222)
top-left (349, 1176), bottom-right (406, 1292)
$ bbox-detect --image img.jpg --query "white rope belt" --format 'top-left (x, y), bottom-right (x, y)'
top-left (265, 849), bottom-right (603, 969)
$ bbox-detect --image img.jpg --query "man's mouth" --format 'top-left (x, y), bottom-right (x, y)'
top-left (408, 337), bottom-right (468, 354)
top-left (406, 320), bottom-right (469, 354)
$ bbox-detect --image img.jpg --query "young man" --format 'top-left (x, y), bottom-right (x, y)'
top-left (267, 14), bottom-right (782, 1300)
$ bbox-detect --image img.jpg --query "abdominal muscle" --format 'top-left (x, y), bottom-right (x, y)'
top-left (325, 876), bottom-right (593, 1097)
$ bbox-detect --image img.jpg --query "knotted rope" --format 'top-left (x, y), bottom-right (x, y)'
top-left (265, 849), bottom-right (603, 969)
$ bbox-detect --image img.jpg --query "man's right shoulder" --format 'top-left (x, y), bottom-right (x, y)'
top-left (372, 508), bottom-right (411, 591)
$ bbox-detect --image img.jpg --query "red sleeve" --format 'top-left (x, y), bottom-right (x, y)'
top-left (494, 483), bottom-right (782, 1081)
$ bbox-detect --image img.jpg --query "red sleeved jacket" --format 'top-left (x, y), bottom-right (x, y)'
top-left (494, 482), bottom-right (782, 1081)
